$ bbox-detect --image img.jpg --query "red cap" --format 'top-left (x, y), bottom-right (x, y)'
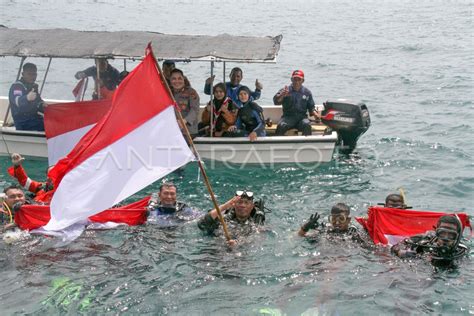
top-left (292, 70), bottom-right (304, 79)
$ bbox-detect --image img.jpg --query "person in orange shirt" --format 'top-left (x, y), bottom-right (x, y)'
top-left (7, 153), bottom-right (54, 204)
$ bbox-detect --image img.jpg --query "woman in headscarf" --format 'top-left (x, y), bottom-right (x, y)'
top-left (199, 82), bottom-right (238, 136)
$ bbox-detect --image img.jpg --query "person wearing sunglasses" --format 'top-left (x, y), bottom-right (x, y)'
top-left (298, 203), bottom-right (363, 242)
top-left (146, 182), bottom-right (201, 227)
top-left (197, 190), bottom-right (265, 246)
top-left (391, 215), bottom-right (468, 265)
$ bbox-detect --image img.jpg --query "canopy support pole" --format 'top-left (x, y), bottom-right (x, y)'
top-left (95, 59), bottom-right (101, 99)
top-left (223, 61), bottom-right (226, 83)
top-left (3, 56), bottom-right (26, 127)
top-left (210, 61), bottom-right (214, 138)
top-left (39, 57), bottom-right (52, 95)
top-left (123, 59), bottom-right (127, 71)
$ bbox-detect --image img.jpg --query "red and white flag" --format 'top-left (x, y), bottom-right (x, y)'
top-left (44, 99), bottom-right (112, 166)
top-left (356, 206), bottom-right (472, 245)
top-left (72, 77), bottom-right (88, 101)
top-left (44, 44), bottom-right (194, 231)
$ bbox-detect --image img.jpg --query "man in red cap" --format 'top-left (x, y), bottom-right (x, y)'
top-left (273, 70), bottom-right (320, 136)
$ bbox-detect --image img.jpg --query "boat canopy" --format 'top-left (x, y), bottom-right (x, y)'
top-left (0, 26), bottom-right (282, 63)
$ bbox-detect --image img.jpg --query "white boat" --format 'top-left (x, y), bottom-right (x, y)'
top-left (0, 27), bottom-right (370, 164)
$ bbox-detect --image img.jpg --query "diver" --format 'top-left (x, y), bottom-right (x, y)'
top-left (7, 153), bottom-right (54, 204)
top-left (383, 193), bottom-right (408, 209)
top-left (197, 190), bottom-right (266, 246)
top-left (1, 185), bottom-right (28, 231)
top-left (146, 182), bottom-right (201, 227)
top-left (391, 215), bottom-right (469, 266)
top-left (298, 203), bottom-right (365, 243)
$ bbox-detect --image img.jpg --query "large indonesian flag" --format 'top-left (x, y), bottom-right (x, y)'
top-left (356, 206), bottom-right (471, 245)
top-left (45, 99), bottom-right (112, 166)
top-left (44, 44), bottom-right (194, 231)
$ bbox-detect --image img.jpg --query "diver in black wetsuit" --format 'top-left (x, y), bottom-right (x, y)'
top-left (391, 215), bottom-right (469, 266)
top-left (197, 190), bottom-right (266, 246)
top-left (298, 203), bottom-right (365, 244)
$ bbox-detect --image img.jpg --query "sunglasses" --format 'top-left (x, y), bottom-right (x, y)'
top-left (328, 214), bottom-right (350, 223)
top-left (235, 190), bottom-right (254, 198)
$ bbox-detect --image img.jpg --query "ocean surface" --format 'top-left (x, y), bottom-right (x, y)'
top-left (0, 0), bottom-right (473, 314)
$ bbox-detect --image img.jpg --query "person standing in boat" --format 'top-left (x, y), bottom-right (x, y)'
top-left (204, 67), bottom-right (263, 107)
top-left (273, 70), bottom-right (320, 136)
top-left (146, 183), bottom-right (201, 227)
top-left (198, 82), bottom-right (238, 136)
top-left (74, 58), bottom-right (120, 100)
top-left (225, 86), bottom-right (266, 141)
top-left (170, 69), bottom-right (200, 137)
top-left (8, 63), bottom-right (46, 131)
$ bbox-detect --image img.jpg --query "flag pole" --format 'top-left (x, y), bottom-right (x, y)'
top-left (148, 44), bottom-right (232, 242)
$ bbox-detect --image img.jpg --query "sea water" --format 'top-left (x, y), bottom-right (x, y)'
top-left (0, 0), bottom-right (472, 314)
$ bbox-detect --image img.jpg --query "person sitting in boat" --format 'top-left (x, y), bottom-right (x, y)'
top-left (197, 190), bottom-right (265, 247)
top-left (74, 58), bottom-right (120, 100)
top-left (146, 182), bottom-right (201, 227)
top-left (204, 67), bottom-right (263, 107)
top-left (170, 69), bottom-right (200, 137)
top-left (384, 194), bottom-right (407, 209)
top-left (198, 82), bottom-right (238, 136)
top-left (273, 70), bottom-right (320, 136)
top-left (391, 215), bottom-right (469, 266)
top-left (298, 203), bottom-right (365, 243)
top-left (1, 185), bottom-right (26, 230)
top-left (224, 86), bottom-right (266, 141)
top-left (7, 153), bottom-right (54, 204)
top-left (8, 62), bottom-right (46, 131)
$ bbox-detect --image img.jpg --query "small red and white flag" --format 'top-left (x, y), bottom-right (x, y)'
top-left (72, 77), bottom-right (88, 101)
top-left (44, 44), bottom-right (194, 231)
top-left (356, 206), bottom-right (472, 245)
top-left (44, 99), bottom-right (112, 166)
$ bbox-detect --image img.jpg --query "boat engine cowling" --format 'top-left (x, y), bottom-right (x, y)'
top-left (321, 100), bottom-right (370, 153)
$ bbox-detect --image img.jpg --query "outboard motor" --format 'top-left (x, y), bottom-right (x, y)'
top-left (321, 100), bottom-right (371, 153)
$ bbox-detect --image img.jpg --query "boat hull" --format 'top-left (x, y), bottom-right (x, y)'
top-left (194, 133), bottom-right (337, 165)
top-left (0, 127), bottom-right (47, 158)
top-left (0, 127), bottom-right (337, 164)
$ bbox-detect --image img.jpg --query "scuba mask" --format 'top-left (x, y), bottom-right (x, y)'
top-left (431, 217), bottom-right (463, 261)
top-left (433, 227), bottom-right (459, 257)
top-left (328, 214), bottom-right (350, 224)
top-left (235, 190), bottom-right (254, 199)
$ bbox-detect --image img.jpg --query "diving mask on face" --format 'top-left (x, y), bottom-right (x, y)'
top-left (433, 227), bottom-right (460, 258)
top-left (328, 214), bottom-right (349, 224)
top-left (435, 227), bottom-right (458, 243)
top-left (235, 190), bottom-right (254, 199)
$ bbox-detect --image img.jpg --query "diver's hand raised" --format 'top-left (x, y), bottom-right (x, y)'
top-left (301, 212), bottom-right (320, 232)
